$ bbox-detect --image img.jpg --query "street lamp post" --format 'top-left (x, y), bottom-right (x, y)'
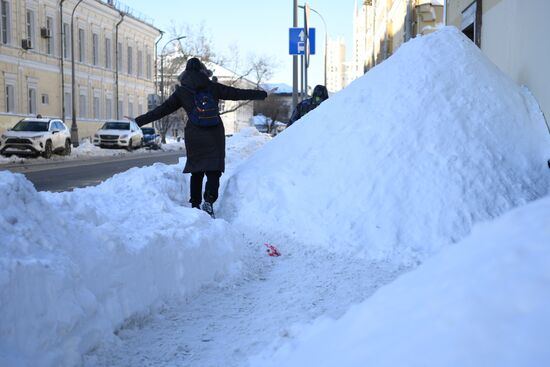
top-left (159, 36), bottom-right (186, 105)
top-left (157, 36), bottom-right (185, 139)
top-left (70, 0), bottom-right (84, 147)
top-left (299, 4), bottom-right (328, 87)
top-left (154, 31), bottom-right (165, 96)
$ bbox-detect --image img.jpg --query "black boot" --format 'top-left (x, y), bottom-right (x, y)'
top-left (201, 201), bottom-right (215, 218)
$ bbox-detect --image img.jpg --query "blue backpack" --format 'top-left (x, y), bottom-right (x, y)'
top-left (182, 86), bottom-right (222, 127)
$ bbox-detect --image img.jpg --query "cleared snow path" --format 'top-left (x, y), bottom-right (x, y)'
top-left (83, 235), bottom-right (405, 367)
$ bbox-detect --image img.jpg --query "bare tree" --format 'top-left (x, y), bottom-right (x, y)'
top-left (217, 52), bottom-right (277, 116)
top-left (255, 94), bottom-right (291, 134)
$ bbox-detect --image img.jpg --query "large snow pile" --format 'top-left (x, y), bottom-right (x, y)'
top-left (251, 195), bottom-right (550, 367)
top-left (0, 129), bottom-right (268, 367)
top-left (222, 27), bottom-right (550, 262)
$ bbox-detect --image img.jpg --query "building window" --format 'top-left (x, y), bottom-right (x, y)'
top-left (146, 52), bottom-right (152, 79)
top-left (41, 94), bottom-right (49, 105)
top-left (127, 46), bottom-right (133, 75)
top-left (63, 22), bottom-right (71, 59)
top-left (105, 97), bottom-right (112, 119)
top-left (64, 91), bottom-right (72, 118)
top-left (28, 87), bottom-right (37, 115)
top-left (128, 100), bottom-right (133, 117)
top-left (46, 16), bottom-right (54, 55)
top-left (137, 49), bottom-right (143, 77)
top-left (118, 99), bottom-right (123, 118)
top-left (5, 83), bottom-right (15, 112)
top-left (105, 38), bottom-right (111, 69)
top-left (1, 0), bottom-right (11, 45)
top-left (92, 33), bottom-right (99, 65)
top-left (26, 9), bottom-right (35, 47)
top-left (93, 95), bottom-right (100, 119)
top-left (117, 42), bottom-right (122, 71)
top-left (79, 93), bottom-right (87, 118)
top-left (78, 28), bottom-right (85, 63)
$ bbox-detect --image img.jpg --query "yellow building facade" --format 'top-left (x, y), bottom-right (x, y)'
top-left (446, 0), bottom-right (549, 127)
top-left (360, 0), bottom-right (444, 72)
top-left (0, 0), bottom-right (160, 138)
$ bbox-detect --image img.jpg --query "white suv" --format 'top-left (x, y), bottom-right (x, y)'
top-left (93, 120), bottom-right (143, 151)
top-left (0, 118), bottom-right (72, 158)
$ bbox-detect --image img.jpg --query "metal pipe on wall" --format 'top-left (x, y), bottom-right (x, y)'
top-left (70, 0), bottom-right (84, 147)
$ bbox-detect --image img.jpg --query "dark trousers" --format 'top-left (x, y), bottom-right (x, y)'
top-left (189, 171), bottom-right (222, 208)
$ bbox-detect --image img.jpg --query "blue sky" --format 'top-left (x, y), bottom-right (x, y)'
top-left (128, 0), bottom-right (356, 87)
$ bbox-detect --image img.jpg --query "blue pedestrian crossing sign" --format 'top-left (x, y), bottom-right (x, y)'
top-left (289, 27), bottom-right (316, 55)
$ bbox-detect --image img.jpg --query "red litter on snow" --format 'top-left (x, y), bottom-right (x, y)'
top-left (265, 243), bottom-right (281, 257)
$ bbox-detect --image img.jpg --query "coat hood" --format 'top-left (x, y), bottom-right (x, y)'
top-left (179, 69), bottom-right (211, 90)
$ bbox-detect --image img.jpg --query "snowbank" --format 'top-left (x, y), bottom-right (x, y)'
top-left (222, 27), bottom-right (550, 262)
top-left (0, 129), bottom-right (269, 367)
top-left (250, 195), bottom-right (550, 367)
top-left (0, 139), bottom-right (185, 165)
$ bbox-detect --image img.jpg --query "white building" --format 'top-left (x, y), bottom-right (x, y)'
top-left (326, 36), bottom-right (346, 93)
top-left (352, 0), bottom-right (368, 79)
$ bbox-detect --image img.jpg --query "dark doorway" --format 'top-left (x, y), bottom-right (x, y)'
top-left (463, 23), bottom-right (475, 42)
top-left (461, 0), bottom-right (482, 47)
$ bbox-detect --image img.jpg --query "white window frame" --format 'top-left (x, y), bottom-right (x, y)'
top-left (93, 90), bottom-right (100, 120)
top-left (127, 45), bottom-right (133, 75)
top-left (117, 41), bottom-right (123, 71)
top-left (25, 9), bottom-right (35, 49)
top-left (78, 89), bottom-right (87, 118)
top-left (146, 51), bottom-right (152, 80)
top-left (127, 96), bottom-right (133, 117)
top-left (27, 79), bottom-right (37, 115)
top-left (45, 16), bottom-right (54, 55)
top-left (1, 0), bottom-right (11, 45)
top-left (63, 22), bottom-right (71, 59)
top-left (105, 37), bottom-right (112, 69)
top-left (64, 88), bottom-right (72, 118)
top-left (105, 94), bottom-right (112, 120)
top-left (137, 49), bottom-right (143, 77)
top-left (118, 99), bottom-right (123, 118)
top-left (78, 28), bottom-right (85, 63)
top-left (92, 32), bottom-right (99, 65)
top-left (4, 74), bottom-right (16, 113)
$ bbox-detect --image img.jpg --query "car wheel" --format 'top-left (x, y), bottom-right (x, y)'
top-left (127, 139), bottom-right (133, 152)
top-left (42, 140), bottom-right (53, 159)
top-left (63, 139), bottom-right (72, 156)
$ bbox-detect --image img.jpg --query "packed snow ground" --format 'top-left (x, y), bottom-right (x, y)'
top-left (1, 27), bottom-right (550, 367)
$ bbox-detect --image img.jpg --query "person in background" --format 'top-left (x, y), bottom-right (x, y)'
top-left (134, 57), bottom-right (267, 218)
top-left (288, 84), bottom-right (329, 126)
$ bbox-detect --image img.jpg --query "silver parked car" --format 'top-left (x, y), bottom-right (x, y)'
top-left (0, 118), bottom-right (72, 158)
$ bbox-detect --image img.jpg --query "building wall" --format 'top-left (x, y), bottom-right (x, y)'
top-left (362, 0), bottom-right (443, 72)
top-left (326, 36), bottom-right (346, 93)
top-left (0, 0), bottom-right (159, 139)
top-left (447, 0), bottom-right (550, 128)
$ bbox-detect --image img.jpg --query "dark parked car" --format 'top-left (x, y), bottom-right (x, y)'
top-left (140, 127), bottom-right (161, 149)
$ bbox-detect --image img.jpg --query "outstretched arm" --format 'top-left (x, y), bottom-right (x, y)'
top-left (214, 83), bottom-right (267, 101)
top-left (135, 91), bottom-right (181, 127)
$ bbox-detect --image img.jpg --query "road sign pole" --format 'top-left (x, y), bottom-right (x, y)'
top-left (292, 0), bottom-right (298, 110)
top-left (300, 55), bottom-right (304, 101)
top-left (303, 5), bottom-right (308, 97)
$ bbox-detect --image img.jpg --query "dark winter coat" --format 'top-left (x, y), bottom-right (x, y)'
top-left (288, 85), bottom-right (329, 126)
top-left (135, 70), bottom-right (267, 173)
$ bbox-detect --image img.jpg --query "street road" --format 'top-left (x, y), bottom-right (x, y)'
top-left (1, 151), bottom-right (185, 192)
